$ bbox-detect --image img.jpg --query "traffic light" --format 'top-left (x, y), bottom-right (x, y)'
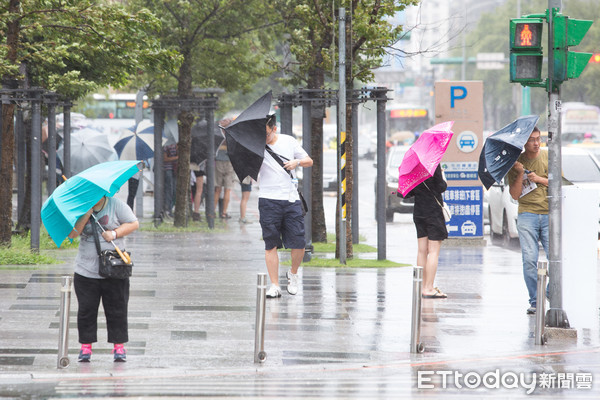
top-left (552, 14), bottom-right (593, 81)
top-left (509, 18), bottom-right (544, 84)
top-left (590, 54), bottom-right (600, 64)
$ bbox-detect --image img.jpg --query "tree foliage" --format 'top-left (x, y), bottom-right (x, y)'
top-left (0, 0), bottom-right (177, 99)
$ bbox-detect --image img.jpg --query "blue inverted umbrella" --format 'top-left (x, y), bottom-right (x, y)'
top-left (41, 160), bottom-right (142, 247)
top-left (478, 115), bottom-right (540, 189)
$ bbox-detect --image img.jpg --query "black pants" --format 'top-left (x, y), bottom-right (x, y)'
top-left (74, 273), bottom-right (129, 344)
top-left (127, 177), bottom-right (140, 210)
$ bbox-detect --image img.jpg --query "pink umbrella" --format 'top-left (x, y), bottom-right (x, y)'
top-left (397, 121), bottom-right (454, 196)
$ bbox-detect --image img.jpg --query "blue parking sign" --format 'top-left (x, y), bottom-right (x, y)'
top-left (443, 186), bottom-right (483, 237)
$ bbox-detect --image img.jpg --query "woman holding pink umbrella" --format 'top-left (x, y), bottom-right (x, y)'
top-left (403, 164), bottom-right (448, 298)
top-left (397, 121), bottom-right (454, 299)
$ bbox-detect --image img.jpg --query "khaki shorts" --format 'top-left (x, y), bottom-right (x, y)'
top-left (215, 160), bottom-right (236, 189)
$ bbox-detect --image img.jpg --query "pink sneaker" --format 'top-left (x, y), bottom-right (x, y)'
top-left (78, 343), bottom-right (92, 362)
top-left (112, 343), bottom-right (127, 362)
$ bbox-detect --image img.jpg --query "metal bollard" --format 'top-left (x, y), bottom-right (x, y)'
top-left (535, 261), bottom-right (548, 345)
top-left (57, 275), bottom-right (73, 368)
top-left (410, 266), bottom-right (425, 353)
top-left (254, 273), bottom-right (267, 363)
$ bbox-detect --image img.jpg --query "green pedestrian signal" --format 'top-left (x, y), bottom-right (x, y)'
top-left (509, 18), bottom-right (544, 84)
top-left (552, 14), bottom-right (593, 82)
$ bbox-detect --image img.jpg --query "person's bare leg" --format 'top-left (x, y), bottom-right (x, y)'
top-left (422, 239), bottom-right (443, 296)
top-left (194, 176), bottom-right (203, 213)
top-left (417, 236), bottom-right (428, 270)
top-left (222, 188), bottom-right (231, 216)
top-left (214, 186), bottom-right (222, 210)
top-left (265, 247), bottom-right (280, 286)
top-left (240, 191), bottom-right (250, 219)
top-left (290, 248), bottom-right (305, 275)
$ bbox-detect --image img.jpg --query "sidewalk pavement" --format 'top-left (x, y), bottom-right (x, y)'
top-left (1, 187), bottom-right (599, 398)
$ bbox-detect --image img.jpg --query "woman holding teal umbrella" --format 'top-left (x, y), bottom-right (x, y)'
top-left (68, 195), bottom-right (139, 362)
top-left (42, 160), bottom-right (142, 363)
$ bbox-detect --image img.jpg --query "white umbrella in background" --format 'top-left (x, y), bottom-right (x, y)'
top-left (58, 128), bottom-right (118, 175)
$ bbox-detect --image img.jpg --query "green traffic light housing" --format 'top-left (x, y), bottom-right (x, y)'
top-left (509, 18), bottom-right (544, 84)
top-left (552, 14), bottom-right (593, 81)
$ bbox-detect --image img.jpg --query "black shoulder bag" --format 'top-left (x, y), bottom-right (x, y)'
top-left (90, 214), bottom-right (133, 279)
top-left (265, 145), bottom-right (308, 216)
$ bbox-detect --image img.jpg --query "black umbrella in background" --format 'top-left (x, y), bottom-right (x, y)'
top-left (190, 119), bottom-right (225, 165)
top-left (478, 115), bottom-right (540, 189)
top-left (222, 91), bottom-right (272, 182)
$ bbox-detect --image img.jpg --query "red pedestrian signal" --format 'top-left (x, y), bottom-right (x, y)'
top-left (509, 18), bottom-right (544, 84)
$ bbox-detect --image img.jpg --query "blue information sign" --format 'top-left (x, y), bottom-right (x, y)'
top-left (443, 186), bottom-right (483, 237)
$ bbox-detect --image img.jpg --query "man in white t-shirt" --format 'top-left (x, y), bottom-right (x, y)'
top-left (259, 114), bottom-right (313, 298)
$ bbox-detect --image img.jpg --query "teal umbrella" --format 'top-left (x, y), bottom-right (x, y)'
top-left (41, 160), bottom-right (142, 247)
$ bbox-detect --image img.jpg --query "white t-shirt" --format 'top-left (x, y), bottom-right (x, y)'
top-left (258, 134), bottom-right (308, 201)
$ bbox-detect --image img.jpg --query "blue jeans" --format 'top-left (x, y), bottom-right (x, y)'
top-left (517, 212), bottom-right (549, 307)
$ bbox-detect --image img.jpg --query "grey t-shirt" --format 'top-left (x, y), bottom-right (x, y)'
top-left (74, 197), bottom-right (137, 279)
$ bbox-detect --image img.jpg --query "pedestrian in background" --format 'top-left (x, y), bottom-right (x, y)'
top-left (191, 161), bottom-right (205, 221)
top-left (215, 118), bottom-right (236, 219)
top-left (162, 143), bottom-right (178, 219)
top-left (68, 195), bottom-right (139, 362)
top-left (259, 114), bottom-right (313, 298)
top-left (404, 164), bottom-right (448, 299)
top-left (507, 126), bottom-right (549, 315)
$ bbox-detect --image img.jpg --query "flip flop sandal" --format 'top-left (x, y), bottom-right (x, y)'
top-left (422, 287), bottom-right (447, 299)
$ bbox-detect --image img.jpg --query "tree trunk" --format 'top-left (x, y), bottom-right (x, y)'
top-left (307, 44), bottom-right (327, 243)
top-left (0, 103), bottom-right (16, 246)
top-left (174, 55), bottom-right (194, 227)
top-left (16, 115), bottom-right (31, 233)
top-left (0, 0), bottom-right (22, 246)
top-left (344, 101), bottom-right (353, 260)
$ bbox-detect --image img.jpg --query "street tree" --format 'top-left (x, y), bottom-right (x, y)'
top-left (0, 0), bottom-right (176, 246)
top-left (276, 0), bottom-right (417, 259)
top-left (128, 0), bottom-right (277, 227)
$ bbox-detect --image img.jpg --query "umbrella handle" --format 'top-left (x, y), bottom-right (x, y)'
top-left (111, 243), bottom-right (131, 264)
top-left (94, 220), bottom-right (131, 264)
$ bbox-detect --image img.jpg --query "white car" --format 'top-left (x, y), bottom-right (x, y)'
top-left (374, 146), bottom-right (415, 222)
top-left (488, 147), bottom-right (600, 246)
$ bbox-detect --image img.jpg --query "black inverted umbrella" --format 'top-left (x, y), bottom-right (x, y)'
top-left (222, 91), bottom-right (272, 182)
top-left (190, 120), bottom-right (225, 165)
top-left (478, 115), bottom-right (540, 189)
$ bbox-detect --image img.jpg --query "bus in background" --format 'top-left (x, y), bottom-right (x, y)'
top-left (561, 102), bottom-right (600, 143)
top-left (74, 93), bottom-right (152, 138)
top-left (385, 104), bottom-right (431, 145)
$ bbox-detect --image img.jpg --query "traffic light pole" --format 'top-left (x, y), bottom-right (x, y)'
top-left (546, 0), bottom-right (569, 328)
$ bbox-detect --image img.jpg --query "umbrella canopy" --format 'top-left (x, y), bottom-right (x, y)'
top-left (397, 121), bottom-right (454, 196)
top-left (222, 91), bottom-right (272, 182)
top-left (477, 115), bottom-right (539, 189)
top-left (41, 160), bottom-right (142, 247)
top-left (58, 127), bottom-right (118, 175)
top-left (113, 120), bottom-right (166, 161)
top-left (191, 119), bottom-right (225, 165)
top-left (164, 119), bottom-right (179, 146)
